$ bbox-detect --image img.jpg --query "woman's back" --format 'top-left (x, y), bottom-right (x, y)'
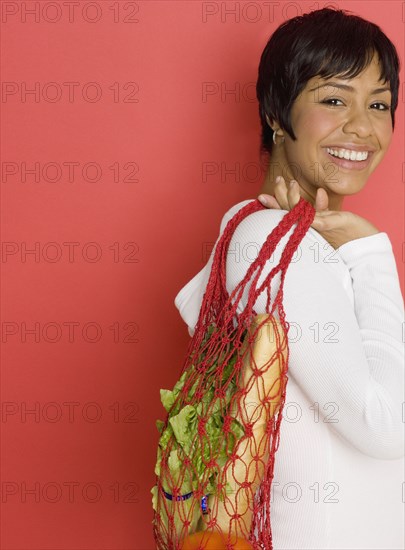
top-left (175, 200), bottom-right (404, 549)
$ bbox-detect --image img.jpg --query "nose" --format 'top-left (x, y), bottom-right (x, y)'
top-left (342, 106), bottom-right (373, 138)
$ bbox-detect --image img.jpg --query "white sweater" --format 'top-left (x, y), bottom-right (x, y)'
top-left (174, 199), bottom-right (405, 550)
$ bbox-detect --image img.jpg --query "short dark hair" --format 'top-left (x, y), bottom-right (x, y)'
top-left (256, 7), bottom-right (401, 156)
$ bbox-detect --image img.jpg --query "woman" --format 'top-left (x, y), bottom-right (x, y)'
top-left (174, 7), bottom-right (404, 549)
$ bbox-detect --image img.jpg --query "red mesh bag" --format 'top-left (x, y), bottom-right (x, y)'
top-left (152, 197), bottom-right (315, 549)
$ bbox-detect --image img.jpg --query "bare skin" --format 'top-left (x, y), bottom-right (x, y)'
top-left (258, 177), bottom-right (380, 250)
top-left (257, 52), bottom-right (392, 249)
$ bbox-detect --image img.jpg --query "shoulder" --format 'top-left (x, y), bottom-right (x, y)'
top-left (219, 199), bottom-right (257, 234)
top-left (227, 202), bottom-right (330, 256)
top-left (225, 203), bottom-right (351, 293)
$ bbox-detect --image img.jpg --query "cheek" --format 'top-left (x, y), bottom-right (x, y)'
top-left (379, 120), bottom-right (393, 149)
top-left (295, 110), bottom-right (336, 139)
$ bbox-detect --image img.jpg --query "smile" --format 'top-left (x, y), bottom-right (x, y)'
top-left (326, 147), bottom-right (369, 161)
top-left (323, 147), bottom-right (374, 171)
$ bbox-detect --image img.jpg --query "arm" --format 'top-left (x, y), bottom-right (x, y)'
top-left (225, 208), bottom-right (404, 460)
top-left (174, 200), bottom-right (253, 337)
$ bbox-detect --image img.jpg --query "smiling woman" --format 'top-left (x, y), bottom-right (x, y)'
top-left (165, 6), bottom-right (404, 550)
top-left (256, 7), bottom-right (399, 216)
top-left (260, 54), bottom-right (394, 213)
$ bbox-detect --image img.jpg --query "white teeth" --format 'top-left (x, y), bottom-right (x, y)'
top-left (326, 147), bottom-right (369, 161)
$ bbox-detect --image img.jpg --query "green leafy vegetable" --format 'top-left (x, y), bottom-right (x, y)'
top-left (151, 325), bottom-right (247, 526)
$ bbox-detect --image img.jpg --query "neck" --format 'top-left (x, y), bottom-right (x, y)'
top-left (259, 147), bottom-right (344, 212)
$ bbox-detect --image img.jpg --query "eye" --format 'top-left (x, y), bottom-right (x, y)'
top-left (320, 98), bottom-right (344, 106)
top-left (371, 102), bottom-right (390, 111)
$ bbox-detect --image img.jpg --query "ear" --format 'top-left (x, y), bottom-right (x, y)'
top-left (265, 114), bottom-right (281, 133)
top-left (265, 114), bottom-right (286, 141)
top-left (265, 114), bottom-right (273, 127)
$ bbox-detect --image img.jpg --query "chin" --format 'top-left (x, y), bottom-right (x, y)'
top-left (325, 185), bottom-right (364, 197)
top-left (326, 179), bottom-right (366, 196)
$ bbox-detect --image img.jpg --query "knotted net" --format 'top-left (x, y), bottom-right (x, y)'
top-left (152, 197), bottom-right (315, 549)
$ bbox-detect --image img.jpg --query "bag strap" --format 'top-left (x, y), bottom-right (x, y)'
top-left (250, 197), bottom-right (315, 314)
top-left (192, 197), bottom-right (315, 342)
top-left (222, 198), bottom-right (314, 318)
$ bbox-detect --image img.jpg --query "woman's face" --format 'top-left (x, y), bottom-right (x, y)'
top-left (279, 52), bottom-right (393, 210)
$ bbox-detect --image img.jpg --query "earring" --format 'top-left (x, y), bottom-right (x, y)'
top-left (272, 130), bottom-right (285, 146)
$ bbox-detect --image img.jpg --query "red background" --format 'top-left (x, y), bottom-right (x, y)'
top-left (1, 1), bottom-right (403, 549)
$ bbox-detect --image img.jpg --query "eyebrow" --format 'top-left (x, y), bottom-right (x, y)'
top-left (309, 81), bottom-right (391, 94)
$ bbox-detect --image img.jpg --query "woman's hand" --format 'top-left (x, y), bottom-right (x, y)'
top-left (257, 177), bottom-right (380, 250)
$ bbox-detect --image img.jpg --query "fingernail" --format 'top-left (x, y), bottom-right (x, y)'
top-left (258, 194), bottom-right (268, 205)
top-left (289, 180), bottom-right (295, 189)
top-left (275, 176), bottom-right (282, 184)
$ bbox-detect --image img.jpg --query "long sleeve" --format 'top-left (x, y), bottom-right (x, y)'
top-left (175, 201), bottom-right (404, 459)
top-left (174, 200), bottom-right (254, 337)
top-left (174, 199), bottom-right (405, 548)
top-left (224, 205), bottom-right (404, 460)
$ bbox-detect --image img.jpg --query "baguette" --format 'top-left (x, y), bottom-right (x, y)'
top-left (198, 313), bottom-right (288, 538)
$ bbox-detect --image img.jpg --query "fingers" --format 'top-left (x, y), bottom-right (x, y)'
top-left (271, 176), bottom-right (288, 209)
top-left (257, 177), bottom-right (300, 211)
top-left (315, 187), bottom-right (329, 211)
top-left (275, 176), bottom-right (301, 211)
top-left (311, 210), bottom-right (338, 231)
top-left (258, 177), bottom-right (328, 214)
top-left (287, 179), bottom-right (302, 210)
top-left (257, 194), bottom-right (281, 209)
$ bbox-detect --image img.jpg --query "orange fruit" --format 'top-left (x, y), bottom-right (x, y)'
top-left (180, 531), bottom-right (254, 550)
